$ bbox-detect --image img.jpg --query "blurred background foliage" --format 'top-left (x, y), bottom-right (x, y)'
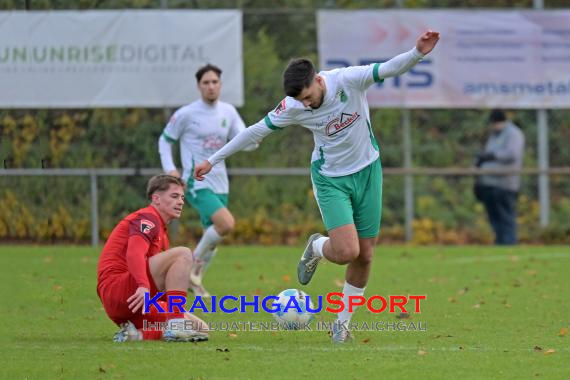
top-left (1, 0), bottom-right (569, 244)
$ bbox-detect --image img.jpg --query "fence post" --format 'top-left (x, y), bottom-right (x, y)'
top-left (537, 109), bottom-right (550, 227)
top-left (403, 109), bottom-right (414, 241)
top-left (90, 171), bottom-right (99, 246)
top-left (533, 0), bottom-right (549, 227)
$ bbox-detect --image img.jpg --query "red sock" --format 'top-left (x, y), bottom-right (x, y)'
top-left (165, 290), bottom-right (187, 319)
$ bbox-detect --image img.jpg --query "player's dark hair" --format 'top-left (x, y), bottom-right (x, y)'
top-left (146, 175), bottom-right (184, 200)
top-left (195, 64), bottom-right (222, 83)
top-left (489, 109), bottom-right (507, 123)
top-left (283, 58), bottom-right (316, 98)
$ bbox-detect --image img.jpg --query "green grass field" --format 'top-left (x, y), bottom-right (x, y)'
top-left (1, 245), bottom-right (569, 379)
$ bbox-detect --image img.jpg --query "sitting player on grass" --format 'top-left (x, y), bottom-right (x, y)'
top-left (97, 175), bottom-right (208, 342)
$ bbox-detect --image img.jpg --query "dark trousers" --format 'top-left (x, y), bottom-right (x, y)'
top-left (477, 185), bottom-right (518, 245)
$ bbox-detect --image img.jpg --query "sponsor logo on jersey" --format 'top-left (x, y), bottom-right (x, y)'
top-left (203, 134), bottom-right (225, 153)
top-left (325, 112), bottom-right (360, 136)
top-left (141, 219), bottom-right (156, 235)
top-left (274, 99), bottom-right (287, 115)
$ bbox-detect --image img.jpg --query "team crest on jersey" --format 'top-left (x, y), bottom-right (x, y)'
top-left (274, 99), bottom-right (287, 115)
top-left (325, 112), bottom-right (361, 136)
top-left (140, 219), bottom-right (155, 235)
top-left (221, 119), bottom-right (228, 128)
top-left (337, 89), bottom-right (348, 103)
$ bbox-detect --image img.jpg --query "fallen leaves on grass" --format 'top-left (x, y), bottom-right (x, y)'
top-left (544, 349), bottom-right (556, 356)
top-left (216, 348), bottom-right (229, 352)
top-left (282, 275), bottom-right (290, 283)
top-left (559, 328), bottom-right (568, 337)
top-left (533, 345), bottom-right (543, 352)
top-left (362, 338), bottom-right (371, 344)
top-left (227, 333), bottom-right (238, 339)
top-left (396, 312), bottom-right (410, 319)
top-left (417, 350), bottom-right (428, 356)
top-left (432, 334), bottom-right (453, 339)
top-left (334, 278), bottom-right (344, 287)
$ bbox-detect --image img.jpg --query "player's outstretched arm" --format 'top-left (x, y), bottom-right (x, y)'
top-left (416, 30), bottom-right (440, 55)
top-left (194, 120), bottom-right (273, 180)
top-left (374, 30), bottom-right (439, 81)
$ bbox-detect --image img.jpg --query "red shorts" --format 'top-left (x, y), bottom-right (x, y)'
top-left (98, 271), bottom-right (168, 329)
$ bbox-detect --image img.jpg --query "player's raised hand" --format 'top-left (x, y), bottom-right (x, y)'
top-left (416, 30), bottom-right (440, 55)
top-left (127, 286), bottom-right (150, 314)
top-left (194, 160), bottom-right (213, 181)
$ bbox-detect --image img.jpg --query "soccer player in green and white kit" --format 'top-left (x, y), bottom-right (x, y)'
top-left (159, 64), bottom-right (257, 297)
top-left (194, 31), bottom-right (440, 342)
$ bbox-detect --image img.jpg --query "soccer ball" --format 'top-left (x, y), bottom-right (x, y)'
top-left (272, 289), bottom-right (316, 329)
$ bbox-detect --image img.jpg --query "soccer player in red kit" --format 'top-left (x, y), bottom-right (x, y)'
top-left (97, 175), bottom-right (208, 342)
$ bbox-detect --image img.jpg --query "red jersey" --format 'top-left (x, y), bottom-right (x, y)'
top-left (97, 205), bottom-right (169, 292)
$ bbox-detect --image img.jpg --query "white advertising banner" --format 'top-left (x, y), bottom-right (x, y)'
top-left (318, 10), bottom-right (570, 108)
top-left (0, 10), bottom-right (243, 107)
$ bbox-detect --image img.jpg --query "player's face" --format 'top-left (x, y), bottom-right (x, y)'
top-left (198, 71), bottom-right (221, 104)
top-left (295, 76), bottom-right (325, 109)
top-left (154, 184), bottom-right (185, 221)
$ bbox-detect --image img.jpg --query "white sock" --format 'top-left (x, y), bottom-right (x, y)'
top-left (201, 248), bottom-right (217, 269)
top-left (337, 282), bottom-right (365, 326)
top-left (194, 226), bottom-right (222, 261)
top-left (312, 237), bottom-right (329, 258)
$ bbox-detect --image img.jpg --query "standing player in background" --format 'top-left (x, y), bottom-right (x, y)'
top-left (159, 64), bottom-right (257, 298)
top-left (194, 31), bottom-right (440, 343)
top-left (97, 175), bottom-right (208, 342)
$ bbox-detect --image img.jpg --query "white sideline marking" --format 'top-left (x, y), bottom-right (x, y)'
top-left (449, 252), bottom-right (570, 264)
top-left (237, 344), bottom-right (570, 353)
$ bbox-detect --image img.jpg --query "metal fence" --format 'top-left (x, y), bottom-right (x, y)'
top-left (2, 166), bottom-right (568, 246)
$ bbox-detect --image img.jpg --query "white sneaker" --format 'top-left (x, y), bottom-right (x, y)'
top-left (331, 322), bottom-right (354, 344)
top-left (190, 259), bottom-right (206, 287)
top-left (163, 326), bottom-right (208, 342)
top-left (190, 283), bottom-right (211, 298)
top-left (297, 233), bottom-right (324, 285)
top-left (113, 321), bottom-right (142, 342)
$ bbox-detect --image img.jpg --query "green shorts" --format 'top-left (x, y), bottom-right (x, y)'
top-left (185, 188), bottom-right (228, 228)
top-left (311, 158), bottom-right (382, 238)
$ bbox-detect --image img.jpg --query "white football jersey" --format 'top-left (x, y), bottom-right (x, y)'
top-left (264, 64), bottom-right (383, 177)
top-left (162, 99), bottom-right (245, 194)
top-left (206, 48), bottom-right (424, 177)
